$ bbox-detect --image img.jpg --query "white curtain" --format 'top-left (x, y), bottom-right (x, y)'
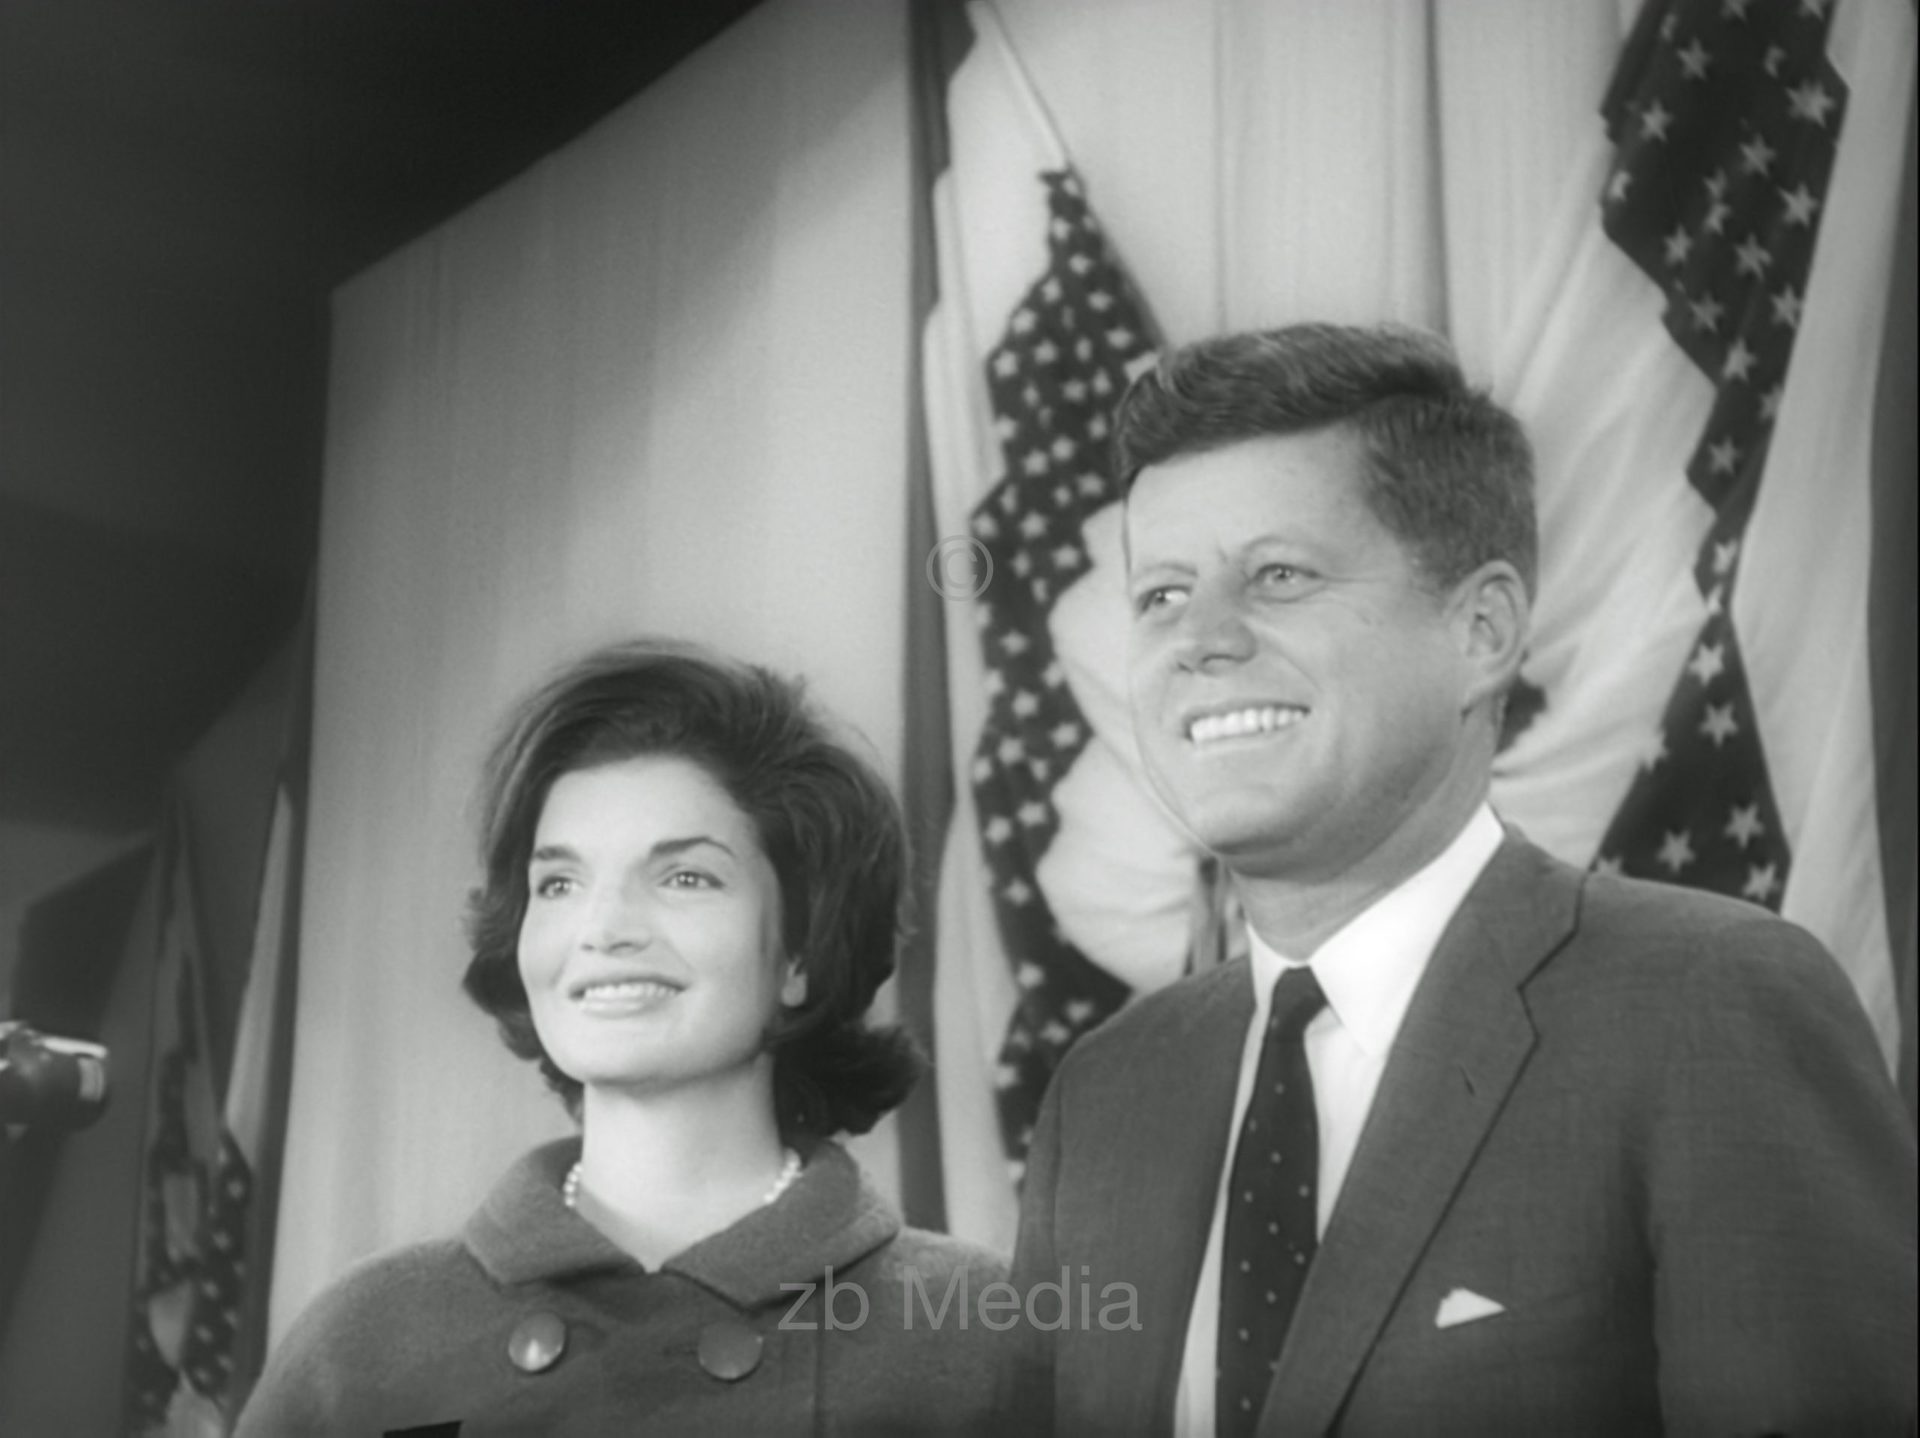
top-left (272, 0), bottom-right (913, 1339)
top-left (278, 0), bottom-right (1777, 1318)
top-left (988, 0), bottom-right (1622, 367)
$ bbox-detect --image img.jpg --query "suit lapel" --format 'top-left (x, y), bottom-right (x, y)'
top-left (1260, 839), bottom-right (1579, 1437)
top-left (1093, 961), bottom-right (1253, 1431)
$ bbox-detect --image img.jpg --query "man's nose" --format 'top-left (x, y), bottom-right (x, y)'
top-left (1172, 586), bottom-right (1257, 671)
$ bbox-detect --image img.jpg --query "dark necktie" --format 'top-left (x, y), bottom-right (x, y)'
top-left (1215, 965), bottom-right (1328, 1438)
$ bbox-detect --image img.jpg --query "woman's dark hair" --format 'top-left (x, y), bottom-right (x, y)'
top-left (462, 638), bottom-right (922, 1143)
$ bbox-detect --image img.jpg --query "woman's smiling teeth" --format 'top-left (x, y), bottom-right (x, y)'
top-left (1187, 704), bottom-right (1307, 747)
top-left (573, 978), bottom-right (681, 1011)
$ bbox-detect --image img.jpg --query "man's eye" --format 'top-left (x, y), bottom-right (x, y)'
top-left (1252, 563), bottom-right (1321, 594)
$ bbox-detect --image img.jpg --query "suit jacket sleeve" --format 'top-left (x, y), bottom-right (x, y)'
top-left (1647, 916), bottom-right (1917, 1435)
top-left (1000, 1066), bottom-right (1065, 1436)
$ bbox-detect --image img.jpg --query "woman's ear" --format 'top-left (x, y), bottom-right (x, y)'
top-left (780, 959), bottom-right (809, 1008)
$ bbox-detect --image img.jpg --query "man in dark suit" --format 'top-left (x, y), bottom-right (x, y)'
top-left (1004, 323), bottom-right (1916, 1436)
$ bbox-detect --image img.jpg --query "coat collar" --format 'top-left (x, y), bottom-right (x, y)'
top-left (464, 1137), bottom-right (900, 1309)
top-left (1261, 834), bottom-right (1581, 1436)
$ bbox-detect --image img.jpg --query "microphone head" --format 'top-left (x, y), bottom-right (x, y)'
top-left (0, 1023), bottom-right (110, 1131)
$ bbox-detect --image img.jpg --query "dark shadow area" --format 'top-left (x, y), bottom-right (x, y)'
top-left (0, 0), bottom-right (764, 840)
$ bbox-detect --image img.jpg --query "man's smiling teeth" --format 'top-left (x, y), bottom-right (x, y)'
top-left (1187, 705), bottom-right (1307, 746)
top-left (576, 979), bottom-right (679, 1004)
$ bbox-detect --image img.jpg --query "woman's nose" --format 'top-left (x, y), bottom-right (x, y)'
top-left (580, 887), bottom-right (651, 953)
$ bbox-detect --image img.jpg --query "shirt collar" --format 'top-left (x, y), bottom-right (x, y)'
top-left (1246, 804), bottom-right (1505, 1059)
top-left (463, 1136), bottom-right (900, 1308)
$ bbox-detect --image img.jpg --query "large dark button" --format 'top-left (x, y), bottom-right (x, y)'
top-left (507, 1311), bottom-right (567, 1374)
top-left (697, 1318), bottom-right (763, 1381)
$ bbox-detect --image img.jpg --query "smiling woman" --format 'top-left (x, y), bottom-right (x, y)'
top-left (516, 756), bottom-right (806, 1128)
top-left (236, 640), bottom-right (1007, 1436)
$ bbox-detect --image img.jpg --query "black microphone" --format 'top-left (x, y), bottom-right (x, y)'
top-left (0, 1022), bottom-right (110, 1131)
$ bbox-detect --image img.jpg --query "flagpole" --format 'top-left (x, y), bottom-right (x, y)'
top-left (1866, 99), bottom-right (1916, 1117)
top-left (896, 0), bottom-right (976, 1233)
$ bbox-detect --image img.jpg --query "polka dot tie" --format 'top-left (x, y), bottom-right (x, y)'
top-left (1215, 965), bottom-right (1327, 1438)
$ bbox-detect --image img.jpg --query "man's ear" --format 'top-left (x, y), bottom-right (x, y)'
top-left (1452, 559), bottom-right (1530, 712)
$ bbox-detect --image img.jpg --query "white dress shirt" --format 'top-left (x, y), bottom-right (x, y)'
top-left (1172, 805), bottom-right (1505, 1438)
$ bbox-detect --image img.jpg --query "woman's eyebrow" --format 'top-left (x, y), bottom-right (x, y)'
top-left (528, 835), bottom-right (736, 865)
top-left (650, 835), bottom-right (736, 860)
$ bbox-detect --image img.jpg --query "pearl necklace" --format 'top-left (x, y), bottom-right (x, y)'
top-left (563, 1148), bottom-right (803, 1213)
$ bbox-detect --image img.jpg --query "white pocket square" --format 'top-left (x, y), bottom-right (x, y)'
top-left (1434, 1287), bottom-right (1506, 1329)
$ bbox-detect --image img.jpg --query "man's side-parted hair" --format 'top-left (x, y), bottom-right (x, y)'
top-left (462, 638), bottom-right (921, 1144)
top-left (1114, 323), bottom-right (1538, 598)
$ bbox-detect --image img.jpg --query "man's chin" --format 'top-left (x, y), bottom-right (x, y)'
top-left (1180, 808), bottom-right (1311, 871)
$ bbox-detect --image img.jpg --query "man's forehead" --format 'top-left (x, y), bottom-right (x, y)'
top-left (1120, 429), bottom-right (1368, 565)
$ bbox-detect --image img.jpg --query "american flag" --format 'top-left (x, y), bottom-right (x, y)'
top-left (126, 779), bottom-right (301, 1434)
top-left (125, 815), bottom-right (240, 1431)
top-left (967, 169), bottom-right (1160, 1176)
top-left (1588, 0), bottom-right (1844, 906)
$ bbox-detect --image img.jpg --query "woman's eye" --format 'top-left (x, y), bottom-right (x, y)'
top-left (532, 874), bottom-right (577, 899)
top-left (1133, 585), bottom-right (1188, 616)
top-left (666, 870), bottom-right (719, 890)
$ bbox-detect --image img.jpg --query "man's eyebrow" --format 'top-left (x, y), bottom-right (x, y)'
top-left (528, 836), bottom-right (736, 865)
top-left (1133, 533), bottom-right (1313, 571)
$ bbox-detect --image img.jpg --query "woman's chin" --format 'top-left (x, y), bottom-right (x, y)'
top-left (571, 1053), bottom-right (771, 1105)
